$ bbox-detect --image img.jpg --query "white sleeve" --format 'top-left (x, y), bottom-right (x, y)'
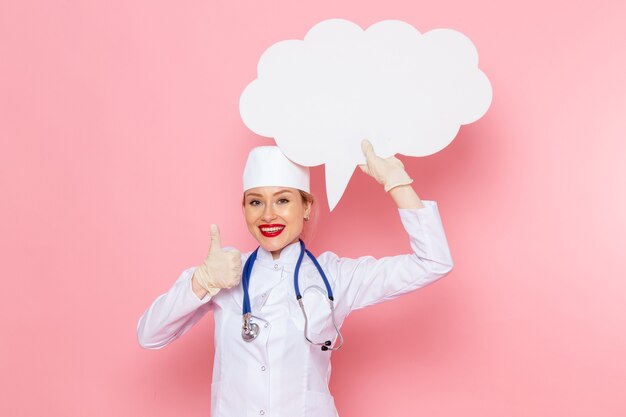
top-left (136, 267), bottom-right (214, 349)
top-left (325, 200), bottom-right (454, 312)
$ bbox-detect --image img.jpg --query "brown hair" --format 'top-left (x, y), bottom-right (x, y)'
top-left (298, 190), bottom-right (314, 207)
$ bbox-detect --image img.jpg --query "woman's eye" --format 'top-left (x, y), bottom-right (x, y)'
top-left (277, 198), bottom-right (289, 204)
top-left (249, 200), bottom-right (261, 206)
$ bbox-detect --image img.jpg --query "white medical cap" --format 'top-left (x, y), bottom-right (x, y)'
top-left (242, 146), bottom-right (310, 192)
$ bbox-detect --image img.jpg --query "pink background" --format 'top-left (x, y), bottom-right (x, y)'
top-left (1, 0), bottom-right (625, 416)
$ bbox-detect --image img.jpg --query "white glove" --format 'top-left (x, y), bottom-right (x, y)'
top-left (358, 139), bottom-right (413, 192)
top-left (193, 224), bottom-right (242, 295)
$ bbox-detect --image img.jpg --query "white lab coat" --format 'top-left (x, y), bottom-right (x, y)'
top-left (137, 201), bottom-right (453, 417)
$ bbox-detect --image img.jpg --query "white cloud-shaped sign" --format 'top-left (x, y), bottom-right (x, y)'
top-left (240, 18), bottom-right (492, 210)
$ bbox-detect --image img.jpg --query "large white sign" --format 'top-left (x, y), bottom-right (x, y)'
top-left (240, 18), bottom-right (492, 210)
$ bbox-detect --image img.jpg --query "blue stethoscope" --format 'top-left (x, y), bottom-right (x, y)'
top-left (241, 240), bottom-right (344, 352)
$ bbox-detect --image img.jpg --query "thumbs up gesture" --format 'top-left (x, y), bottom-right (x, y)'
top-left (193, 224), bottom-right (242, 293)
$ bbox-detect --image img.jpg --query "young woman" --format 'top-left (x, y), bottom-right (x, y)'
top-left (137, 140), bottom-right (453, 417)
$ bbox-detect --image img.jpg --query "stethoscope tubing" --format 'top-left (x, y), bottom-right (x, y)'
top-left (241, 247), bottom-right (258, 315)
top-left (241, 240), bottom-right (343, 351)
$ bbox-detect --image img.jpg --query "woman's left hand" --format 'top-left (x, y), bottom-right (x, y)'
top-left (359, 139), bottom-right (413, 192)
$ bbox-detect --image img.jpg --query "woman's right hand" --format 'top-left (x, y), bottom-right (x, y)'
top-left (193, 224), bottom-right (242, 294)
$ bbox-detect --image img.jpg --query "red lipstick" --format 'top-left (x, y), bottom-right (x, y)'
top-left (259, 224), bottom-right (285, 238)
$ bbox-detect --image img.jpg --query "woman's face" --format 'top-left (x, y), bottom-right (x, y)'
top-left (243, 186), bottom-right (311, 257)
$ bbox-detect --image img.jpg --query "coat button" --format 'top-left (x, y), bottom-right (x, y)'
top-left (260, 410), bottom-right (265, 415)
top-left (261, 365), bottom-right (266, 371)
top-left (273, 264), bottom-right (279, 270)
top-left (264, 322), bottom-right (269, 328)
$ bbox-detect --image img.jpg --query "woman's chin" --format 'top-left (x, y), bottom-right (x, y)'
top-left (257, 238), bottom-right (285, 254)
top-left (255, 234), bottom-right (300, 255)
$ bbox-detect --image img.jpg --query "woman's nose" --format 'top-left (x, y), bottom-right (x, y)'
top-left (262, 204), bottom-right (276, 221)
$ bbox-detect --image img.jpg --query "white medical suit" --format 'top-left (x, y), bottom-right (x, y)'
top-left (137, 201), bottom-right (453, 417)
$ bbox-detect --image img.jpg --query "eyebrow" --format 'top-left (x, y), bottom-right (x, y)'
top-left (245, 189), bottom-right (294, 198)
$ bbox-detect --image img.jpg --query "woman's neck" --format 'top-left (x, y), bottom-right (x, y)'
top-left (270, 236), bottom-right (301, 260)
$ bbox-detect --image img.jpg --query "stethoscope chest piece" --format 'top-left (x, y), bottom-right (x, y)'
top-left (242, 313), bottom-right (259, 342)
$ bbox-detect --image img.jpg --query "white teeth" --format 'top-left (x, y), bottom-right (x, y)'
top-left (260, 226), bottom-right (284, 232)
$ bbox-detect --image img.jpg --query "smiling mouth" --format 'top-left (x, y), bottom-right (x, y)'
top-left (259, 224), bottom-right (285, 237)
